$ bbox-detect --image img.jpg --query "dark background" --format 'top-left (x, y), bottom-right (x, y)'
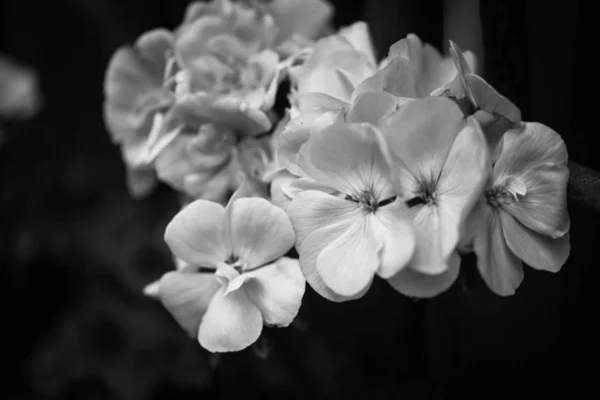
top-left (1, 0), bottom-right (597, 399)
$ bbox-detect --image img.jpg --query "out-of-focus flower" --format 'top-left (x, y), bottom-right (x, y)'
top-left (104, 29), bottom-right (178, 197)
top-left (287, 108), bottom-right (415, 301)
top-left (104, 0), bottom-right (333, 199)
top-left (466, 123), bottom-right (570, 295)
top-left (0, 56), bottom-right (42, 119)
top-left (150, 188), bottom-right (305, 352)
top-left (288, 21), bottom-right (377, 117)
top-left (382, 97), bottom-right (490, 298)
top-left (0, 55), bottom-right (42, 143)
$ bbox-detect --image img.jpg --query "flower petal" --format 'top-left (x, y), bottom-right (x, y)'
top-left (345, 91), bottom-right (401, 126)
top-left (297, 122), bottom-right (395, 199)
top-left (494, 122), bottom-right (570, 237)
top-left (172, 93), bottom-right (272, 135)
top-left (436, 117), bottom-right (490, 256)
top-left (198, 286), bottom-right (263, 352)
top-left (227, 197), bottom-right (295, 269)
top-left (164, 199), bottom-right (230, 267)
top-left (338, 22), bottom-right (377, 67)
top-left (473, 205), bottom-right (524, 296)
top-left (158, 271), bottom-right (221, 337)
top-left (501, 212), bottom-right (570, 273)
top-left (287, 189), bottom-right (359, 246)
top-left (387, 251), bottom-right (460, 298)
top-left (299, 215), bottom-right (373, 301)
top-left (277, 108), bottom-right (341, 174)
top-left (382, 97), bottom-right (465, 180)
top-left (297, 50), bottom-right (375, 103)
top-left (466, 74), bottom-right (521, 124)
top-left (372, 199), bottom-right (416, 278)
top-left (243, 257), bottom-right (306, 326)
top-left (268, 0), bottom-right (333, 41)
top-left (407, 204), bottom-right (447, 274)
top-left (317, 214), bottom-right (381, 297)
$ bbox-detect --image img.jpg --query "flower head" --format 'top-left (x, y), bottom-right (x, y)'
top-left (153, 185), bottom-right (305, 352)
top-left (104, 0), bottom-right (333, 199)
top-left (287, 104), bottom-right (416, 301)
top-left (468, 122), bottom-right (570, 295)
top-left (382, 97), bottom-right (490, 298)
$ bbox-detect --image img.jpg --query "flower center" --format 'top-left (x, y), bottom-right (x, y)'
top-left (345, 189), bottom-right (396, 212)
top-left (225, 254), bottom-right (249, 272)
top-left (406, 180), bottom-right (437, 208)
top-left (485, 186), bottom-right (513, 208)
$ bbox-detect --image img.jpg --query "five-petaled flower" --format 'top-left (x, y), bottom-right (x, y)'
top-left (466, 122), bottom-right (570, 295)
top-left (153, 192), bottom-right (305, 352)
top-left (287, 93), bottom-right (415, 301)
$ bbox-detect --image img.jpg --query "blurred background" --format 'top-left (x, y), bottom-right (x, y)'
top-left (1, 0), bottom-right (597, 399)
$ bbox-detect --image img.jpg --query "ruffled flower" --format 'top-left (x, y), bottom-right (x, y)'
top-left (286, 106), bottom-right (416, 301)
top-left (104, 0), bottom-right (332, 199)
top-left (382, 97), bottom-right (490, 298)
top-left (151, 189), bottom-right (305, 352)
top-left (467, 122), bottom-right (570, 295)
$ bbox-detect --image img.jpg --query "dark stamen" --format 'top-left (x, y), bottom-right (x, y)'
top-left (406, 197), bottom-right (426, 208)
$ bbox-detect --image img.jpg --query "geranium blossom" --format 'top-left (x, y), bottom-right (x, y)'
top-left (272, 32), bottom-right (478, 209)
top-left (287, 109), bottom-right (415, 301)
top-left (382, 97), bottom-right (490, 298)
top-left (468, 122), bottom-right (570, 295)
top-left (104, 0), bottom-right (332, 199)
top-left (151, 188), bottom-right (305, 352)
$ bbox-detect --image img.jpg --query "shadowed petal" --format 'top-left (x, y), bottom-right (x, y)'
top-left (473, 205), bottom-right (524, 296)
top-left (501, 212), bottom-right (570, 272)
top-left (494, 123), bottom-right (570, 237)
top-left (158, 271), bottom-right (221, 337)
top-left (387, 251), bottom-right (460, 298)
top-left (437, 117), bottom-right (490, 256)
top-left (227, 198), bottom-right (295, 268)
top-left (244, 257), bottom-right (306, 326)
top-left (165, 200), bottom-right (230, 267)
top-left (198, 286), bottom-right (263, 352)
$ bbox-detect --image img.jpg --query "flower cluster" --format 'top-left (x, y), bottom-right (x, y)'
top-left (105, 1), bottom-right (570, 352)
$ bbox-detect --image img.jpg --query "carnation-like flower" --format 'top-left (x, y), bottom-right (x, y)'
top-left (382, 97), bottom-right (490, 298)
top-left (153, 192), bottom-right (305, 352)
top-left (104, 0), bottom-right (332, 198)
top-left (467, 122), bottom-right (570, 295)
top-left (287, 107), bottom-right (415, 301)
